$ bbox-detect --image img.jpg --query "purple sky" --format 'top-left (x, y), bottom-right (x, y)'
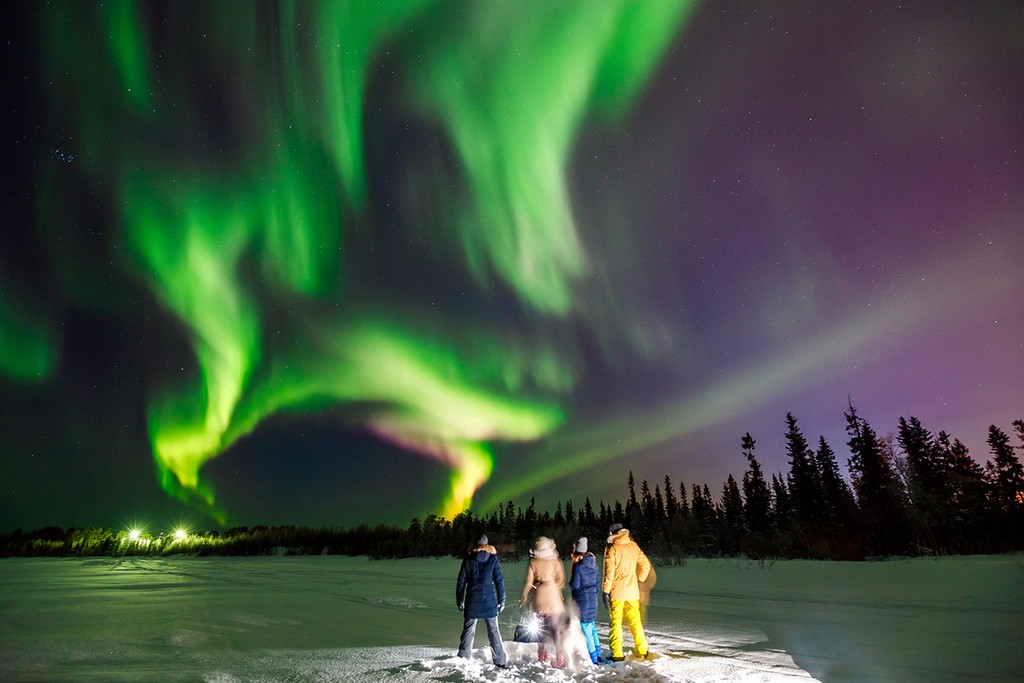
top-left (1, 0), bottom-right (1021, 530)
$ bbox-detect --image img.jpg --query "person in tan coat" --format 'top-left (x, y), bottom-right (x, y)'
top-left (520, 536), bottom-right (566, 664)
top-left (602, 523), bottom-right (652, 661)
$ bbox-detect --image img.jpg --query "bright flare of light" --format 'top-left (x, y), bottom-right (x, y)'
top-left (127, 528), bottom-right (141, 542)
top-left (173, 528), bottom-right (188, 541)
top-left (523, 612), bottom-right (542, 636)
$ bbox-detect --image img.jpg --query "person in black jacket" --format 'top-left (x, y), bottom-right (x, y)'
top-left (455, 535), bottom-right (507, 667)
top-left (569, 536), bottom-right (602, 664)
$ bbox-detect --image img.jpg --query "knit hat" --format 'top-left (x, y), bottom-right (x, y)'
top-left (574, 537), bottom-right (588, 553)
top-left (607, 523), bottom-right (626, 543)
top-left (532, 536), bottom-right (557, 559)
top-left (477, 534), bottom-right (488, 546)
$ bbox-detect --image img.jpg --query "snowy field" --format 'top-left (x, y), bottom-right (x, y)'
top-left (1, 554), bottom-right (1021, 682)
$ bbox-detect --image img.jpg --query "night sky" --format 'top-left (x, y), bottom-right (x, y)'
top-left (2, 1), bottom-right (1022, 533)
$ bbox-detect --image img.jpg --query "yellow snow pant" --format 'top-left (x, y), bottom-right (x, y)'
top-left (608, 599), bottom-right (649, 659)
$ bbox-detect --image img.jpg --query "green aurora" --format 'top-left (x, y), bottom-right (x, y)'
top-left (18, 0), bottom-right (698, 521)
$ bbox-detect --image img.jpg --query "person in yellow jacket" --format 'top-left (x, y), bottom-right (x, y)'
top-left (601, 523), bottom-right (652, 662)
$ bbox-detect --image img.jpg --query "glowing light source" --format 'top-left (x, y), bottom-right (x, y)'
top-left (523, 612), bottom-right (542, 637)
top-left (173, 528), bottom-right (188, 541)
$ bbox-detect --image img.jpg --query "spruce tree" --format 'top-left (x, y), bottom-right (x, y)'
top-left (703, 485), bottom-right (717, 523)
top-left (721, 475), bottom-right (745, 535)
top-left (502, 500), bottom-right (516, 535)
top-left (741, 433), bottom-right (772, 533)
top-left (785, 413), bottom-right (822, 525)
top-left (771, 473), bottom-right (792, 529)
top-left (985, 424), bottom-right (1024, 548)
top-left (815, 436), bottom-right (857, 531)
top-left (691, 483), bottom-right (710, 529)
top-left (599, 500), bottom-right (611, 532)
top-left (612, 501), bottom-right (625, 526)
top-left (664, 476), bottom-right (679, 520)
top-left (938, 432), bottom-right (989, 551)
top-left (653, 485), bottom-right (666, 522)
top-left (638, 479), bottom-right (655, 540)
top-left (626, 471), bottom-right (641, 527)
top-left (678, 479), bottom-right (690, 518)
top-left (524, 497), bottom-right (537, 538)
top-left (640, 480), bottom-right (654, 518)
top-left (897, 416), bottom-right (954, 550)
top-left (985, 424), bottom-right (1024, 514)
top-left (845, 402), bottom-right (909, 554)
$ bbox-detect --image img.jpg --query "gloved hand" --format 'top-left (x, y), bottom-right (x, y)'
top-left (498, 602), bottom-right (505, 613)
top-left (602, 592), bottom-right (611, 610)
top-left (457, 602), bottom-right (465, 612)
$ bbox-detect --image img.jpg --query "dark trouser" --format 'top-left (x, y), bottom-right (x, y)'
top-left (459, 616), bottom-right (507, 666)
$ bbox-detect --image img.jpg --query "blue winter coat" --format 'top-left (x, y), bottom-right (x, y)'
top-left (569, 552), bottom-right (599, 622)
top-left (455, 546), bottom-right (506, 619)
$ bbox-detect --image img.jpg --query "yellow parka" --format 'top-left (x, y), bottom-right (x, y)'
top-left (601, 528), bottom-right (651, 601)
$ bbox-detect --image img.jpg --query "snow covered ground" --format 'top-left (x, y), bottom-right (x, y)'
top-left (1, 554), bottom-right (1021, 682)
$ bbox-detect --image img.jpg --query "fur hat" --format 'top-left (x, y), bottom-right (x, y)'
top-left (532, 536), bottom-right (557, 559)
top-left (574, 537), bottom-right (588, 553)
top-left (477, 534), bottom-right (488, 546)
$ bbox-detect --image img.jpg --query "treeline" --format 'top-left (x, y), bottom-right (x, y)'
top-left (3, 408), bottom-right (1022, 561)
top-left (407, 409), bottom-right (1023, 561)
top-left (0, 523), bottom-right (407, 558)
top-left (601, 408), bottom-right (1024, 560)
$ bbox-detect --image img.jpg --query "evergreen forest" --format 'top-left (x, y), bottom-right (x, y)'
top-left (4, 408), bottom-right (1023, 561)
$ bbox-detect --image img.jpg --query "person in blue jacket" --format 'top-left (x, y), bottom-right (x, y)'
top-left (455, 534), bottom-right (507, 667)
top-left (569, 536), bottom-right (602, 664)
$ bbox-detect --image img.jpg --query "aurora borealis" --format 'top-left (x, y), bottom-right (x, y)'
top-left (2, 0), bottom-right (1022, 530)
